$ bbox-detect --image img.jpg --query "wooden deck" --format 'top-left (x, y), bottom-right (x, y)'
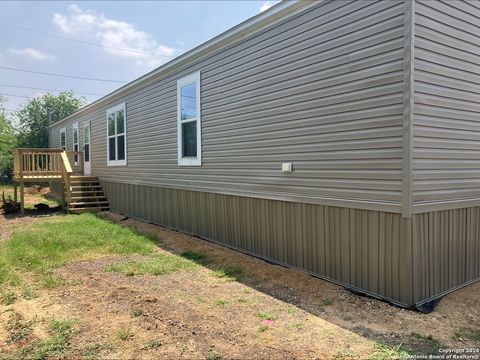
top-left (12, 148), bottom-right (84, 214)
top-left (16, 175), bottom-right (63, 180)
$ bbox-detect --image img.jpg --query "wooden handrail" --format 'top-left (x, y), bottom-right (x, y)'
top-left (60, 151), bottom-right (73, 211)
top-left (12, 149), bottom-right (83, 178)
top-left (65, 151), bottom-right (84, 175)
top-left (12, 148), bottom-right (77, 212)
top-left (15, 148), bottom-right (65, 153)
top-left (60, 151), bottom-right (73, 173)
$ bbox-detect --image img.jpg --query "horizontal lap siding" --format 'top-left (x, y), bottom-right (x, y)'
top-left (51, 0), bottom-right (405, 211)
top-left (413, 0), bottom-right (480, 210)
top-left (50, 121), bottom-right (84, 152)
top-left (102, 180), bottom-right (414, 306)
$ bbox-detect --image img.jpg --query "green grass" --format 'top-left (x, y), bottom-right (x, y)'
top-left (50, 319), bottom-right (76, 336)
top-left (368, 342), bottom-right (409, 360)
top-left (235, 296), bottom-right (253, 304)
top-left (212, 265), bottom-right (243, 281)
top-left (145, 339), bottom-right (163, 349)
top-left (454, 327), bottom-right (480, 342)
top-left (215, 299), bottom-right (229, 306)
top-left (105, 254), bottom-right (196, 276)
top-left (1, 290), bottom-right (17, 305)
top-left (408, 332), bottom-right (441, 355)
top-left (289, 322), bottom-right (304, 331)
top-left (0, 213), bottom-right (159, 287)
top-left (286, 307), bottom-right (298, 315)
top-left (116, 326), bottom-right (132, 341)
top-left (10, 318), bottom-right (76, 360)
top-left (41, 274), bottom-right (63, 289)
top-left (321, 298), bottom-right (333, 306)
top-left (256, 311), bottom-right (277, 321)
top-left (21, 287), bottom-right (37, 300)
top-left (258, 325), bottom-right (270, 333)
top-left (6, 313), bottom-right (33, 344)
top-left (180, 250), bottom-right (211, 265)
top-left (81, 342), bottom-right (114, 359)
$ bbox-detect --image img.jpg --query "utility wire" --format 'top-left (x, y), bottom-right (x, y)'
top-left (0, 83), bottom-right (103, 96)
top-left (0, 21), bottom-right (176, 59)
top-left (0, 93), bottom-right (31, 99)
top-left (0, 66), bottom-right (128, 83)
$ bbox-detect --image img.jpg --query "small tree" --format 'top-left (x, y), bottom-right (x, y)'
top-left (16, 91), bottom-right (86, 148)
top-left (0, 99), bottom-right (17, 181)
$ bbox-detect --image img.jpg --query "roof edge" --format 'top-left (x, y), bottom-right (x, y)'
top-left (51, 0), bottom-right (317, 128)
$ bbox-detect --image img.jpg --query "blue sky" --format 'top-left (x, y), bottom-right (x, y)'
top-left (0, 0), bottom-right (278, 114)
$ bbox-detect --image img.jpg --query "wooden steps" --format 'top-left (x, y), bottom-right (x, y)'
top-left (67, 176), bottom-right (109, 213)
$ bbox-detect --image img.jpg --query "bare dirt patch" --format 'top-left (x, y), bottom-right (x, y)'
top-left (0, 211), bottom-right (479, 359)
top-left (0, 186), bottom-right (62, 243)
top-left (52, 256), bottom-right (375, 359)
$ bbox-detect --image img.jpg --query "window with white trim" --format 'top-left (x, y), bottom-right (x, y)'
top-left (72, 122), bottom-right (79, 163)
top-left (106, 103), bottom-right (127, 166)
top-left (60, 128), bottom-right (66, 150)
top-left (177, 72), bottom-right (201, 166)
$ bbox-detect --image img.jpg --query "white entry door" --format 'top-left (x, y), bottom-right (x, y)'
top-left (83, 122), bottom-right (91, 175)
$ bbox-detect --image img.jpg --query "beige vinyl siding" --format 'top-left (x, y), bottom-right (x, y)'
top-left (412, 0), bottom-right (480, 211)
top-left (50, 0), bottom-right (406, 213)
top-left (50, 121), bottom-right (85, 154)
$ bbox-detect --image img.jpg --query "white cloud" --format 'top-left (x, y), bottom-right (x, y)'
top-left (52, 4), bottom-right (176, 68)
top-left (9, 48), bottom-right (55, 61)
top-left (259, 1), bottom-right (277, 12)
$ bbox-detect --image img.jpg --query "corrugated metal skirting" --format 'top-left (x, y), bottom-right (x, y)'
top-left (102, 181), bottom-right (480, 307)
top-left (412, 209), bottom-right (480, 304)
top-left (101, 181), bottom-right (420, 306)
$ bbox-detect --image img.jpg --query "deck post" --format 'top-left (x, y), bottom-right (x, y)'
top-left (61, 182), bottom-right (66, 211)
top-left (19, 181), bottom-right (24, 215)
top-left (13, 183), bottom-right (18, 203)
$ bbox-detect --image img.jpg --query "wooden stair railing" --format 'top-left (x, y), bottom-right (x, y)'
top-left (60, 151), bottom-right (73, 211)
top-left (12, 148), bottom-right (80, 214)
top-left (65, 151), bottom-right (84, 175)
top-left (13, 148), bottom-right (64, 180)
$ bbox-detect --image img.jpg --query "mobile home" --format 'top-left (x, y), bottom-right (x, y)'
top-left (46, 0), bottom-right (480, 309)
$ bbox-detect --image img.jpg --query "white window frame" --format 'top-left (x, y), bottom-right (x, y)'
top-left (60, 127), bottom-right (66, 150)
top-left (72, 122), bottom-right (79, 164)
top-left (72, 122), bottom-right (79, 151)
top-left (106, 102), bottom-right (127, 166)
top-left (177, 71), bottom-right (201, 166)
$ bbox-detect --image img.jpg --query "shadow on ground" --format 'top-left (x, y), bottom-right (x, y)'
top-left (95, 211), bottom-right (480, 356)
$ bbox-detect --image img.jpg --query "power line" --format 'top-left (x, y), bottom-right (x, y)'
top-left (0, 83), bottom-right (103, 97)
top-left (0, 93), bottom-right (31, 99)
top-left (0, 66), bottom-right (128, 83)
top-left (0, 21), bottom-right (176, 59)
